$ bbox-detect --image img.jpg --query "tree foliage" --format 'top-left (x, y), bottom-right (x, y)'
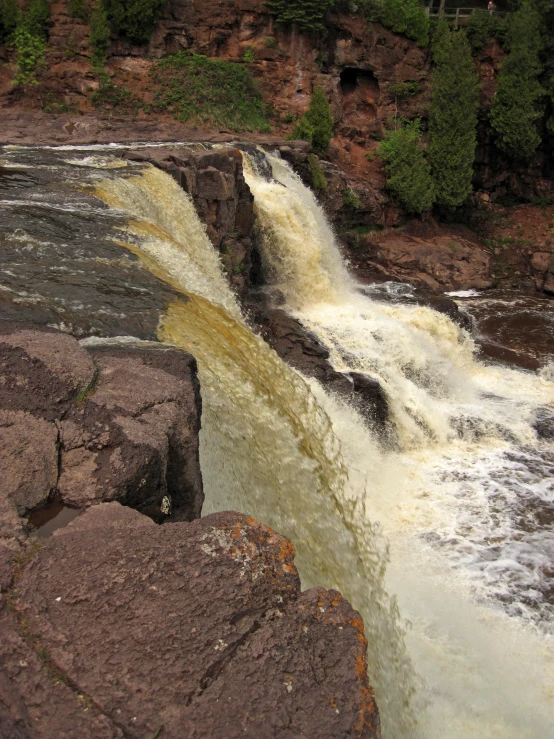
top-left (376, 0), bottom-right (429, 47)
top-left (291, 85), bottom-right (333, 155)
top-left (104, 0), bottom-right (165, 44)
top-left (428, 18), bottom-right (479, 207)
top-left (0, 0), bottom-right (21, 42)
top-left (378, 119), bottom-right (434, 214)
top-left (26, 0), bottom-right (50, 38)
top-left (490, 1), bottom-right (544, 158)
top-left (265, 0), bottom-right (335, 32)
top-left (13, 24), bottom-right (46, 84)
top-left (89, 0), bottom-right (110, 67)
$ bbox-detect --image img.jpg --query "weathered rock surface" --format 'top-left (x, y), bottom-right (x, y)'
top-left (125, 146), bottom-right (262, 296)
top-left (1, 503), bottom-right (380, 738)
top-left (0, 321), bottom-right (203, 526)
top-left (348, 228), bottom-right (492, 293)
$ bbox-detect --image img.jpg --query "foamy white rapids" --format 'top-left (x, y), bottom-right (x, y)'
top-left (94, 164), bottom-right (418, 738)
top-left (245, 151), bottom-right (554, 737)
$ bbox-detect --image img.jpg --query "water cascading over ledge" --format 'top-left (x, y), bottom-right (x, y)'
top-left (94, 165), bottom-right (419, 739)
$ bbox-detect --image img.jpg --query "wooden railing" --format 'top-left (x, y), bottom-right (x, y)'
top-left (425, 7), bottom-right (506, 26)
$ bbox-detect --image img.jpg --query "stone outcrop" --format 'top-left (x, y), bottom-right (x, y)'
top-left (0, 321), bottom-right (203, 526)
top-left (125, 146), bottom-right (259, 296)
top-left (1, 504), bottom-right (380, 739)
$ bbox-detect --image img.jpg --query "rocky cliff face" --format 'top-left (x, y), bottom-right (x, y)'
top-left (1, 0), bottom-right (551, 210)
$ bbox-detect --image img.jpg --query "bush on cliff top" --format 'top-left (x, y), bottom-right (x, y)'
top-left (151, 52), bottom-right (271, 132)
top-left (89, 0), bottom-right (110, 67)
top-left (291, 86), bottom-right (333, 155)
top-left (428, 18), bottom-right (478, 207)
top-left (378, 119), bottom-right (434, 214)
top-left (490, 0), bottom-right (544, 159)
top-left (0, 0), bottom-right (21, 42)
top-left (375, 0), bottom-right (429, 48)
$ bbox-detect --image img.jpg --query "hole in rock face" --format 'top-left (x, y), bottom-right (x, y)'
top-left (339, 67), bottom-right (379, 95)
top-left (28, 500), bottom-right (81, 538)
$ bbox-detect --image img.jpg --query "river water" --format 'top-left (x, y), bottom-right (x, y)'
top-left (1, 144), bottom-right (553, 738)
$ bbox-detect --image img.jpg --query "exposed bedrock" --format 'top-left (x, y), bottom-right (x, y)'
top-left (2, 505), bottom-right (380, 739)
top-left (0, 320), bottom-right (203, 526)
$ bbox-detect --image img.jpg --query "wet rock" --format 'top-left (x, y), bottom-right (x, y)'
top-left (0, 322), bottom-right (203, 524)
top-left (247, 300), bottom-right (391, 432)
top-left (6, 503), bottom-right (380, 738)
top-left (533, 408), bottom-right (554, 441)
top-left (124, 146), bottom-right (256, 297)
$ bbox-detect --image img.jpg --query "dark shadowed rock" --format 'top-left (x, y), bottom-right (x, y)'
top-left (0, 322), bottom-right (203, 525)
top-left (533, 407), bottom-right (554, 441)
top-left (7, 504), bottom-right (379, 738)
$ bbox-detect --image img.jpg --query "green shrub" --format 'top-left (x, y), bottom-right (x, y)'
top-left (465, 10), bottom-right (506, 51)
top-left (308, 153), bottom-right (327, 191)
top-left (69, 0), bottom-right (88, 20)
top-left (428, 18), bottom-right (478, 207)
top-left (13, 25), bottom-right (46, 85)
top-left (490, 1), bottom-right (544, 159)
top-left (388, 79), bottom-right (420, 101)
top-left (0, 0), bottom-right (21, 42)
top-left (91, 77), bottom-right (141, 112)
top-left (26, 0), bottom-right (50, 38)
top-left (89, 0), bottom-right (110, 67)
top-left (104, 0), bottom-right (165, 44)
top-left (342, 188), bottom-right (361, 209)
top-left (264, 35), bottom-right (277, 47)
top-left (377, 0), bottom-right (429, 47)
top-left (242, 47), bottom-right (255, 63)
top-left (151, 52), bottom-right (270, 132)
top-left (265, 0), bottom-right (335, 31)
top-left (291, 85), bottom-right (333, 155)
top-left (377, 119), bottom-right (434, 213)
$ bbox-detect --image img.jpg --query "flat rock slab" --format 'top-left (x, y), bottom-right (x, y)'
top-left (8, 505), bottom-right (380, 738)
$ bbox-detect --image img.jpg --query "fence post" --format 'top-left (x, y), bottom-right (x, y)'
top-left (455, 7), bottom-right (459, 27)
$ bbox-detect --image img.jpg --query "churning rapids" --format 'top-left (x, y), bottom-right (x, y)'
top-left (1, 144), bottom-right (553, 738)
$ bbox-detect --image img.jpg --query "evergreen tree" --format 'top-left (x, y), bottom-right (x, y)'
top-left (428, 18), bottom-right (478, 207)
top-left (26, 0), bottom-right (50, 38)
top-left (291, 85), bottom-right (333, 155)
top-left (378, 119), bottom-right (435, 214)
top-left (490, 1), bottom-right (544, 158)
top-left (89, 0), bottom-right (110, 67)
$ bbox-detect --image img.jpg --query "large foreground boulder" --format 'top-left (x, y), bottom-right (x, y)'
top-left (2, 504), bottom-right (380, 738)
top-left (0, 321), bottom-right (203, 526)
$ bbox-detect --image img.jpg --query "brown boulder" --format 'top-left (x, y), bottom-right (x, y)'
top-left (6, 504), bottom-right (380, 738)
top-left (0, 323), bottom-right (203, 524)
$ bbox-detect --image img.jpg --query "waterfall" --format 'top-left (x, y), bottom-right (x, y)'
top-left (95, 165), bottom-right (419, 738)
top-left (244, 153), bottom-right (554, 738)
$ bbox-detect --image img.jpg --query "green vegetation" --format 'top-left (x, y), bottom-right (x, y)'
top-left (68, 0), bottom-right (88, 20)
top-left (378, 119), bottom-right (434, 214)
top-left (264, 35), bottom-right (278, 47)
top-left (342, 188), bottom-right (361, 209)
top-left (375, 0), bottom-right (429, 47)
top-left (307, 153), bottom-right (327, 191)
top-left (104, 0), bottom-right (165, 44)
top-left (26, 0), bottom-right (50, 38)
top-left (242, 47), bottom-right (255, 63)
top-left (291, 85), bottom-right (333, 155)
top-left (150, 52), bottom-right (270, 131)
top-left (465, 10), bottom-right (506, 51)
top-left (428, 17), bottom-right (478, 207)
top-left (490, 1), bottom-right (544, 159)
top-left (388, 79), bottom-right (420, 101)
top-left (91, 76), bottom-right (140, 112)
top-left (0, 0), bottom-right (21, 42)
top-left (89, 1), bottom-right (110, 67)
top-left (13, 25), bottom-right (46, 84)
top-left (265, 0), bottom-right (334, 32)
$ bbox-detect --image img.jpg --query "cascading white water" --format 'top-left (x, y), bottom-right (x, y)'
top-left (244, 152), bottom-right (554, 738)
top-left (94, 165), bottom-right (419, 738)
